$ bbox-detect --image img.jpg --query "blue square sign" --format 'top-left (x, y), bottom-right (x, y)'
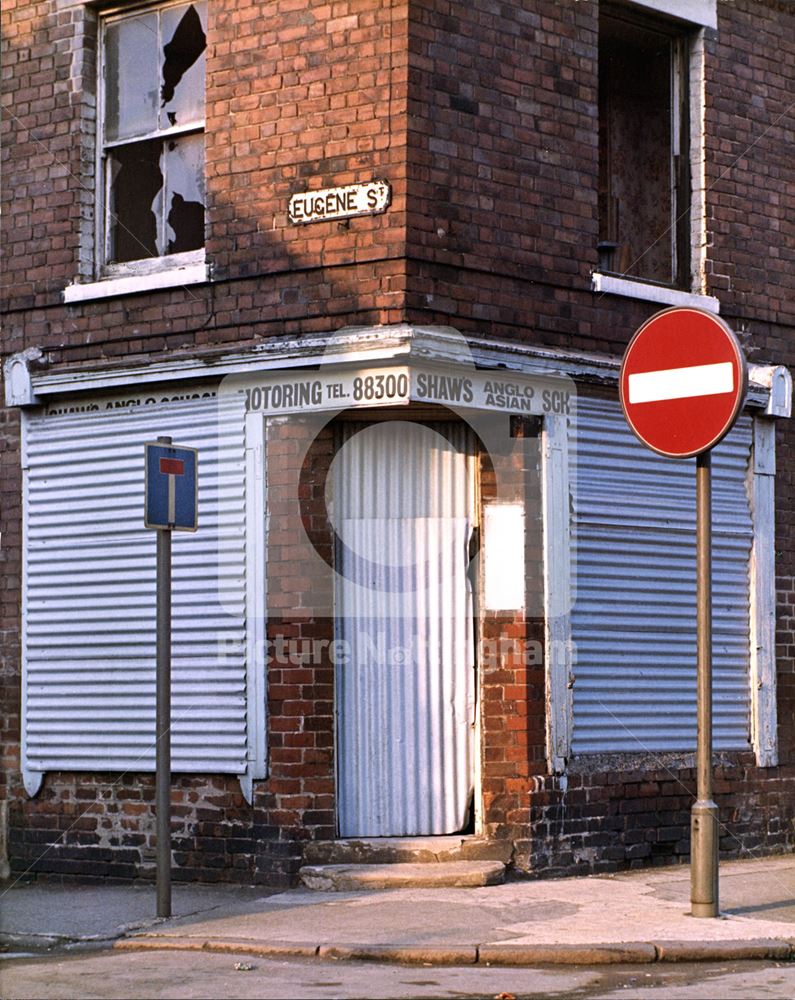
top-left (145, 443), bottom-right (198, 531)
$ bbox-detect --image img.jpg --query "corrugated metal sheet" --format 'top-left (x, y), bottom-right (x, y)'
top-left (571, 397), bottom-right (753, 752)
top-left (23, 392), bottom-right (249, 781)
top-left (333, 421), bottom-right (475, 836)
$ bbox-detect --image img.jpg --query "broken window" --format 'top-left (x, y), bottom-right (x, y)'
top-left (598, 6), bottom-right (691, 287)
top-left (101, 2), bottom-right (207, 266)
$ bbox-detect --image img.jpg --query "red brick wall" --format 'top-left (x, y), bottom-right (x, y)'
top-left (259, 417), bottom-right (336, 883)
top-left (478, 417), bottom-right (546, 853)
top-left (1, 0), bottom-right (411, 339)
top-left (404, 0), bottom-right (599, 339)
top-left (8, 773), bottom-right (255, 883)
top-left (0, 0), bottom-right (96, 313)
top-left (206, 1), bottom-right (409, 282)
top-left (526, 761), bottom-right (795, 876)
top-left (3, 2), bottom-right (793, 364)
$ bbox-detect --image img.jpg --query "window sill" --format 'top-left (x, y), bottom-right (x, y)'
top-left (63, 259), bottom-right (209, 304)
top-left (591, 273), bottom-right (720, 314)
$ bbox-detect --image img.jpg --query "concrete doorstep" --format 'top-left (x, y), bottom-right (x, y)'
top-left (298, 860), bottom-right (506, 890)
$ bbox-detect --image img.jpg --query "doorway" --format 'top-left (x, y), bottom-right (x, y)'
top-left (330, 419), bottom-right (477, 837)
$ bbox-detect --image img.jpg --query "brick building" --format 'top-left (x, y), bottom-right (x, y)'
top-left (1, 0), bottom-right (794, 887)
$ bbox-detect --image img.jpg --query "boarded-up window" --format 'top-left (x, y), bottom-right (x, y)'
top-left (101, 3), bottom-right (206, 265)
top-left (598, 8), bottom-right (690, 287)
top-left (570, 398), bottom-right (753, 753)
top-left (20, 392), bottom-right (266, 798)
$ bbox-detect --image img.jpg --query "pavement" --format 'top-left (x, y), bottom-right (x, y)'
top-left (3, 854), bottom-right (795, 966)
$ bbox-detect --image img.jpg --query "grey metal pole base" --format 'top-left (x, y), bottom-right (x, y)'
top-left (691, 799), bottom-right (719, 917)
top-left (691, 451), bottom-right (719, 919)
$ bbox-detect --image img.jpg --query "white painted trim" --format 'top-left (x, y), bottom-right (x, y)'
top-left (31, 329), bottom-right (416, 396)
top-left (624, 0), bottom-right (717, 29)
top-left (749, 418), bottom-right (778, 767)
top-left (20, 413), bottom-right (44, 798)
top-left (243, 412), bottom-right (268, 798)
top-left (542, 413), bottom-right (573, 773)
top-left (689, 30), bottom-right (709, 295)
top-left (3, 349), bottom-right (42, 407)
top-left (592, 273), bottom-right (720, 313)
top-left (63, 261), bottom-right (208, 303)
top-left (20, 326), bottom-right (782, 415)
top-left (758, 366), bottom-right (793, 419)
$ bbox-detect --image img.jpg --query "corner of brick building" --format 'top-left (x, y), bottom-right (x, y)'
top-left (2, 0), bottom-right (795, 886)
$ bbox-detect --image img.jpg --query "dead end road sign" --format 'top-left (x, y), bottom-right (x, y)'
top-left (145, 441), bottom-right (198, 531)
top-left (144, 436), bottom-right (198, 921)
top-left (619, 307), bottom-right (748, 459)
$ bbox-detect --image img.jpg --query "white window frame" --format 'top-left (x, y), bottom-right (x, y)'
top-left (624, 0), bottom-right (716, 30)
top-left (65, 0), bottom-right (208, 301)
top-left (593, 10), bottom-right (712, 306)
top-left (63, 256), bottom-right (207, 304)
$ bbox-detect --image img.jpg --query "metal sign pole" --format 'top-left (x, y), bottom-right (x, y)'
top-left (691, 450), bottom-right (719, 917)
top-left (156, 435), bottom-right (172, 919)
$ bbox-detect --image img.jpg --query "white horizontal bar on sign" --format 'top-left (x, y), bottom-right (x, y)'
top-left (628, 362), bottom-right (734, 404)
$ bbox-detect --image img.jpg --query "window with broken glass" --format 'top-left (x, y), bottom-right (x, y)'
top-left (99, 1), bottom-right (207, 269)
top-left (598, 6), bottom-right (692, 288)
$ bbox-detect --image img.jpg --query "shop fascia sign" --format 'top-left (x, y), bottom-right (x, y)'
top-left (40, 367), bottom-right (574, 419)
top-left (239, 364), bottom-right (574, 418)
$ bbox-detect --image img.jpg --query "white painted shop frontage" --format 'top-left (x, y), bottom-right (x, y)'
top-left (6, 325), bottom-right (790, 841)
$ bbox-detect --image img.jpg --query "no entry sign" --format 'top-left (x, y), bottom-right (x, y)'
top-left (619, 307), bottom-right (747, 458)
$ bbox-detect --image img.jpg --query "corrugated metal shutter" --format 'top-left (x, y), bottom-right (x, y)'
top-left (22, 391), bottom-right (249, 783)
top-left (333, 421), bottom-right (475, 836)
top-left (571, 397), bottom-right (753, 753)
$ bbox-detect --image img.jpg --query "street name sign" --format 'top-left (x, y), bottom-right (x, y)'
top-left (288, 180), bottom-right (391, 225)
top-left (619, 307), bottom-right (747, 459)
top-left (144, 442), bottom-right (198, 531)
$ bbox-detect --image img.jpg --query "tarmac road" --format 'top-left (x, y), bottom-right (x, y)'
top-left (3, 948), bottom-right (795, 999)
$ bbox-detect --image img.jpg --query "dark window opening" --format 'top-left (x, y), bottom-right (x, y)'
top-left (598, 9), bottom-right (691, 287)
top-left (108, 141), bottom-right (163, 263)
top-left (102, 2), bottom-right (206, 267)
top-left (167, 193), bottom-right (204, 254)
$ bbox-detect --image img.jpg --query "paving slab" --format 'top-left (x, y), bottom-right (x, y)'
top-left (0, 881), bottom-right (270, 951)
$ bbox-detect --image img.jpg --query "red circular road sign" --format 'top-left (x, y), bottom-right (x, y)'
top-left (619, 307), bottom-right (748, 459)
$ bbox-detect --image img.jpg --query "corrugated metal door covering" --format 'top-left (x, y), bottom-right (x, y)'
top-left (332, 421), bottom-right (475, 837)
top-left (23, 392), bottom-right (248, 778)
top-left (571, 397), bottom-right (753, 753)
